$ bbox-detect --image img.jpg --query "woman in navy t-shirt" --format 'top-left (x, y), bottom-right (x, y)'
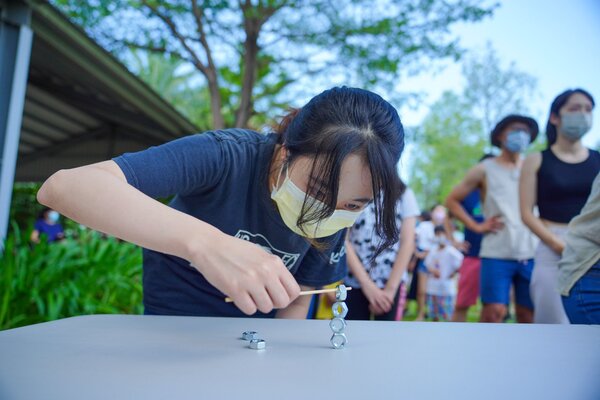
top-left (38, 87), bottom-right (405, 318)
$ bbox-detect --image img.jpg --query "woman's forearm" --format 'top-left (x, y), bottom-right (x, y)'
top-left (387, 240), bottom-right (414, 292)
top-left (386, 218), bottom-right (416, 292)
top-left (344, 239), bottom-right (374, 289)
top-left (521, 210), bottom-right (561, 248)
top-left (37, 163), bottom-right (219, 263)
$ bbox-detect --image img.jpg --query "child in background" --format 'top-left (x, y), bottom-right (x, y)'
top-left (411, 210), bottom-right (437, 320)
top-left (30, 207), bottom-right (65, 244)
top-left (425, 226), bottom-right (464, 321)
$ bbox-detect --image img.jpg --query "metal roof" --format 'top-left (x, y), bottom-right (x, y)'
top-left (14, 0), bottom-right (198, 181)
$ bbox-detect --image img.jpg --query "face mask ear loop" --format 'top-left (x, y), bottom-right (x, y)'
top-left (273, 146), bottom-right (290, 191)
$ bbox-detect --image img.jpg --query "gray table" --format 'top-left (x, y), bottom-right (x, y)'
top-left (0, 315), bottom-right (598, 400)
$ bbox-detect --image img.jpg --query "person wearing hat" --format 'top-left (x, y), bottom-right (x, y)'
top-left (446, 114), bottom-right (539, 323)
top-left (519, 89), bottom-right (599, 324)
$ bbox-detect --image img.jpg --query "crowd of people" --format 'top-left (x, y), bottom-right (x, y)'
top-left (322, 88), bottom-right (598, 325)
top-left (36, 86), bottom-right (598, 325)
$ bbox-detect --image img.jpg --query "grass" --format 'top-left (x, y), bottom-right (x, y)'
top-left (0, 223), bottom-right (143, 331)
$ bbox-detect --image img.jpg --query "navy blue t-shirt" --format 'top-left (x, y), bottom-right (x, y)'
top-left (113, 129), bottom-right (347, 317)
top-left (460, 189), bottom-right (484, 257)
top-left (33, 219), bottom-right (64, 242)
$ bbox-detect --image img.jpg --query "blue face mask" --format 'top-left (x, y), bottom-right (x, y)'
top-left (47, 211), bottom-right (60, 223)
top-left (504, 130), bottom-right (530, 153)
top-left (560, 112), bottom-right (592, 141)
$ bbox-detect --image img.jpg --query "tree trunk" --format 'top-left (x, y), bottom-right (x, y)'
top-left (205, 68), bottom-right (225, 130)
top-left (235, 18), bottom-right (260, 128)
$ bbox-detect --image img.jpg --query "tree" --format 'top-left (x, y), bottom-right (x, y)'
top-left (410, 91), bottom-right (486, 207)
top-left (53, 0), bottom-right (496, 129)
top-left (409, 45), bottom-right (538, 207)
top-left (462, 42), bottom-right (538, 135)
top-left (128, 51), bottom-right (214, 130)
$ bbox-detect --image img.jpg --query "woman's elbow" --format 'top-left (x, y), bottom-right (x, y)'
top-left (37, 169), bottom-right (68, 208)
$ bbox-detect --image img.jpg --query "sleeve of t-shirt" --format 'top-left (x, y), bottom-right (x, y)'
top-left (112, 132), bottom-right (227, 198)
top-left (449, 247), bottom-right (464, 270)
top-left (293, 232), bottom-right (347, 287)
top-left (399, 188), bottom-right (421, 219)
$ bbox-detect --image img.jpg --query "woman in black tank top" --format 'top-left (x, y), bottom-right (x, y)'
top-left (519, 88), bottom-right (598, 324)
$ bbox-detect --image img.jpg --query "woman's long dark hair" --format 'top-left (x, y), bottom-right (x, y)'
top-left (272, 86), bottom-right (405, 256)
top-left (546, 88), bottom-right (595, 148)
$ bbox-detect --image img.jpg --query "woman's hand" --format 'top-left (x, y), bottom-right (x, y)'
top-left (550, 237), bottom-right (566, 255)
top-left (189, 232), bottom-right (301, 315)
top-left (363, 281), bottom-right (394, 315)
top-left (475, 215), bottom-right (504, 234)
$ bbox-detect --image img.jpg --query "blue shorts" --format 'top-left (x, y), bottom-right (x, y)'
top-left (416, 248), bottom-right (428, 273)
top-left (480, 258), bottom-right (534, 309)
top-left (417, 259), bottom-right (428, 273)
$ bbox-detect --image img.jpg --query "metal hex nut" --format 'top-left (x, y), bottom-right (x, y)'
top-left (242, 331), bottom-right (258, 341)
top-left (330, 333), bottom-right (347, 349)
top-left (329, 317), bottom-right (347, 333)
top-left (335, 284), bottom-right (348, 301)
top-left (332, 301), bottom-right (348, 318)
top-left (249, 339), bottom-right (266, 350)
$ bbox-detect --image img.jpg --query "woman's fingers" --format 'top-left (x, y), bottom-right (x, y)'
top-left (232, 292), bottom-right (257, 315)
top-left (278, 267), bottom-right (301, 303)
top-left (249, 287), bottom-right (275, 314)
top-left (192, 234), bottom-right (301, 315)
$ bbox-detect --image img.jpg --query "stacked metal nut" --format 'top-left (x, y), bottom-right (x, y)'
top-left (330, 284), bottom-right (348, 349)
top-left (242, 330), bottom-right (265, 350)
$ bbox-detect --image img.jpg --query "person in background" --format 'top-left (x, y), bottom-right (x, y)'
top-left (559, 172), bottom-right (600, 324)
top-left (30, 207), bottom-right (65, 244)
top-left (410, 211), bottom-right (435, 321)
top-left (447, 154), bottom-right (493, 322)
top-left (520, 88), bottom-right (599, 324)
top-left (344, 182), bottom-right (419, 320)
top-left (431, 204), bottom-right (447, 227)
top-left (446, 115), bottom-right (539, 323)
top-left (424, 226), bottom-right (464, 321)
top-left (413, 205), bottom-right (446, 320)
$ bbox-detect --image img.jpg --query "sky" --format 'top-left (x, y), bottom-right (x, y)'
top-left (394, 0), bottom-right (600, 178)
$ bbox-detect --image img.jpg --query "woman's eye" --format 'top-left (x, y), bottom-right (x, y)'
top-left (345, 203), bottom-right (360, 211)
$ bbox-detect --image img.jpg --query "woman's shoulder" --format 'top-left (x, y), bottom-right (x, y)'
top-left (202, 129), bottom-right (273, 144)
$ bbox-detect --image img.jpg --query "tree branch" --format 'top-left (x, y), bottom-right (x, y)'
top-left (141, 0), bottom-right (208, 75)
top-left (190, 0), bottom-right (219, 76)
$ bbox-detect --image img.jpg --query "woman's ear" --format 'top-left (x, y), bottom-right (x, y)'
top-left (549, 112), bottom-right (561, 128)
top-left (279, 145), bottom-right (288, 162)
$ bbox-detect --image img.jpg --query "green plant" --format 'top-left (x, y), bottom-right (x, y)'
top-left (0, 222), bottom-right (143, 330)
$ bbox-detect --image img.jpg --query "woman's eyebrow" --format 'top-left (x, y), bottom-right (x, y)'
top-left (309, 175), bottom-right (372, 203)
top-left (353, 197), bottom-right (373, 204)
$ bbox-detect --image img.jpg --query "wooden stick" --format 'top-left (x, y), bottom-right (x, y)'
top-left (224, 286), bottom-right (352, 303)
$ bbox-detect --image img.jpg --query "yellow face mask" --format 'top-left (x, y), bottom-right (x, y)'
top-left (271, 165), bottom-right (362, 238)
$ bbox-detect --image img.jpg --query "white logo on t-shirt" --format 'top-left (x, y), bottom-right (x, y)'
top-left (234, 230), bottom-right (301, 270)
top-left (329, 245), bottom-right (346, 265)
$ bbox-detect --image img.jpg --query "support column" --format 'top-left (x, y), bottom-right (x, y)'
top-left (0, 0), bottom-right (33, 249)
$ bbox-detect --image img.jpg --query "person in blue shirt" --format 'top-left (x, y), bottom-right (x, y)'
top-left (37, 87), bottom-right (405, 318)
top-left (30, 207), bottom-right (65, 244)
